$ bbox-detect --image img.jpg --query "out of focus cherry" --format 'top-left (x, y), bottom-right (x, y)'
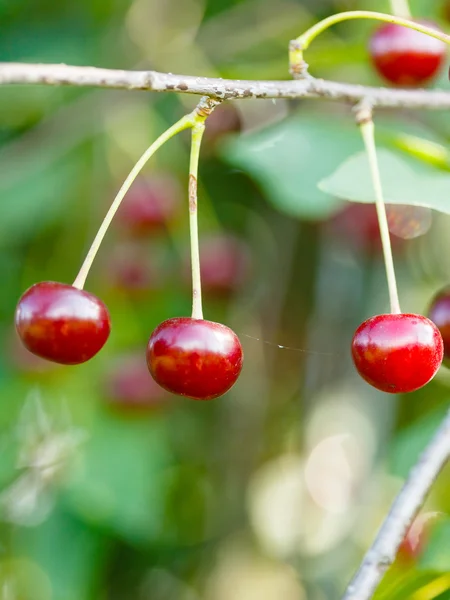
top-left (369, 21), bottom-right (446, 86)
top-left (398, 512), bottom-right (441, 563)
top-left (183, 233), bottom-right (252, 296)
top-left (104, 240), bottom-right (162, 295)
top-left (104, 352), bottom-right (171, 412)
top-left (203, 103), bottom-right (241, 150)
top-left (328, 204), bottom-right (404, 255)
top-left (116, 173), bottom-right (182, 235)
top-left (428, 287), bottom-right (450, 362)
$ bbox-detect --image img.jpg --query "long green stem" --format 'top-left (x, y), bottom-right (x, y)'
top-left (189, 122), bottom-right (206, 320)
top-left (72, 114), bottom-right (192, 290)
top-left (360, 119), bottom-right (401, 315)
top-left (289, 11), bottom-right (450, 74)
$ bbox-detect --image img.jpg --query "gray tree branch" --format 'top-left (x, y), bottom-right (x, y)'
top-left (0, 62), bottom-right (450, 108)
top-left (2, 59), bottom-right (450, 600)
top-left (342, 408), bottom-right (450, 600)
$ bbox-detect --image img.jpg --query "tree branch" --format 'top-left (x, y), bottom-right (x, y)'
top-left (342, 408), bottom-right (450, 600)
top-left (2, 60), bottom-right (450, 600)
top-left (0, 63), bottom-right (450, 109)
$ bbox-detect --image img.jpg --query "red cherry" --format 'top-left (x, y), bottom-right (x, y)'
top-left (428, 288), bottom-right (450, 361)
top-left (104, 353), bottom-right (170, 412)
top-left (351, 313), bottom-right (443, 393)
top-left (146, 317), bottom-right (243, 400)
top-left (116, 174), bottom-right (182, 235)
top-left (15, 282), bottom-right (111, 365)
top-left (369, 21), bottom-right (447, 86)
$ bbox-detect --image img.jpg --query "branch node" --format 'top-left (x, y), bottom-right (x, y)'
top-left (289, 39), bottom-right (309, 79)
top-left (195, 96), bottom-right (222, 119)
top-left (353, 98), bottom-right (374, 125)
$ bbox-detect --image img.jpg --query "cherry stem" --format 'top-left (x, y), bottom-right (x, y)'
top-left (359, 116), bottom-right (401, 315)
top-left (390, 0), bottom-right (412, 19)
top-left (72, 114), bottom-right (193, 290)
top-left (189, 122), bottom-right (206, 320)
top-left (289, 11), bottom-right (450, 74)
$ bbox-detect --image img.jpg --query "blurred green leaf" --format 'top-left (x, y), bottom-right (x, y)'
top-left (420, 518), bottom-right (450, 573)
top-left (390, 406), bottom-right (448, 478)
top-left (13, 503), bottom-right (108, 600)
top-left (64, 411), bottom-right (171, 547)
top-left (221, 115), bottom-right (359, 219)
top-left (373, 567), bottom-right (450, 600)
top-left (319, 149), bottom-right (450, 214)
top-left (221, 114), bottom-right (447, 219)
top-left (0, 155), bottom-right (82, 247)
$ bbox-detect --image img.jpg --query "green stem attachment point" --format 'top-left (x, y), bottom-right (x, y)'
top-left (358, 108), bottom-right (401, 315)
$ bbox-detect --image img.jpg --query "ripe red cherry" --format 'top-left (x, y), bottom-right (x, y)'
top-left (369, 21), bottom-right (447, 86)
top-left (428, 288), bottom-right (450, 361)
top-left (15, 282), bottom-right (111, 365)
top-left (116, 174), bottom-right (182, 235)
top-left (351, 313), bottom-right (443, 393)
top-left (146, 317), bottom-right (243, 400)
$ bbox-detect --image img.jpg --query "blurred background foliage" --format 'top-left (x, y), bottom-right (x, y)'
top-left (1, 0), bottom-right (450, 598)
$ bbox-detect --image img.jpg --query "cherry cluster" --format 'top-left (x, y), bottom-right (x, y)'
top-left (12, 13), bottom-right (450, 400)
top-left (351, 16), bottom-right (449, 394)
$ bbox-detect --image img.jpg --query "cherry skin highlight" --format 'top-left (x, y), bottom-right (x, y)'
top-left (369, 21), bottom-right (446, 86)
top-left (351, 313), bottom-right (443, 393)
top-left (146, 317), bottom-right (243, 400)
top-left (15, 281), bottom-right (111, 365)
top-left (428, 288), bottom-right (450, 361)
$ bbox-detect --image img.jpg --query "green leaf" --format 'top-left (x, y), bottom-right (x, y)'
top-left (319, 148), bottom-right (450, 214)
top-left (12, 503), bottom-right (108, 600)
top-left (64, 411), bottom-right (172, 547)
top-left (220, 114), bottom-right (449, 219)
top-left (373, 567), bottom-right (449, 600)
top-left (419, 519), bottom-right (450, 573)
top-left (0, 155), bottom-right (82, 247)
top-left (390, 406), bottom-right (448, 478)
top-left (220, 115), bottom-right (363, 219)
